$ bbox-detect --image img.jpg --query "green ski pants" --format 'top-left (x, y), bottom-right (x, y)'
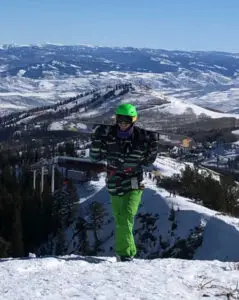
top-left (110, 190), bottom-right (143, 257)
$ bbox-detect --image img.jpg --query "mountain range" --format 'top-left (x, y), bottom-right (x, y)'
top-left (1, 44), bottom-right (239, 115)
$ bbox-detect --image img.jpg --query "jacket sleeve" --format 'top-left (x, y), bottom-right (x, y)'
top-left (89, 124), bottom-right (107, 161)
top-left (143, 131), bottom-right (158, 166)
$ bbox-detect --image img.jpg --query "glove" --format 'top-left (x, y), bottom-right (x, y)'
top-left (123, 164), bottom-right (142, 174)
top-left (123, 167), bottom-right (133, 174)
top-left (107, 162), bottom-right (118, 176)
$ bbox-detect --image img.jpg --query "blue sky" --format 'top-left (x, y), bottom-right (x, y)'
top-left (1, 0), bottom-right (239, 52)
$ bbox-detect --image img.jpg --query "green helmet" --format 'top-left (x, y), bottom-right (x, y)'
top-left (115, 103), bottom-right (137, 117)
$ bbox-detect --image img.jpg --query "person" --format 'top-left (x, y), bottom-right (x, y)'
top-left (90, 103), bottom-right (158, 262)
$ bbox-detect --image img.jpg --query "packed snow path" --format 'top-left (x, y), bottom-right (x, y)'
top-left (0, 255), bottom-right (239, 300)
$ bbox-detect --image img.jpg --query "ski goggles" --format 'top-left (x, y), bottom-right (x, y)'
top-left (116, 114), bottom-right (137, 124)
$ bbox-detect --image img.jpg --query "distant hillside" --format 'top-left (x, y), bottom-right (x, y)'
top-left (1, 44), bottom-right (239, 114)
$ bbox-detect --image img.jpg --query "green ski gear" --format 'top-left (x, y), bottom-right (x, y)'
top-left (110, 190), bottom-right (142, 257)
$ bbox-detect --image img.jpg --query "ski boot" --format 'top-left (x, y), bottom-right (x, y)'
top-left (116, 255), bottom-right (134, 262)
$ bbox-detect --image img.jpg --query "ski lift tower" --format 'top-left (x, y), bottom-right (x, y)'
top-left (29, 158), bottom-right (55, 204)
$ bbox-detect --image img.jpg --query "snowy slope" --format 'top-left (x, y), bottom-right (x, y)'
top-left (153, 155), bottom-right (221, 181)
top-left (188, 87), bottom-right (239, 113)
top-left (1, 156), bottom-right (239, 299)
top-left (0, 71), bottom-right (237, 116)
top-left (1, 255), bottom-right (239, 300)
top-left (13, 83), bottom-right (239, 132)
top-left (60, 155), bottom-right (239, 263)
top-left (152, 91), bottom-right (239, 119)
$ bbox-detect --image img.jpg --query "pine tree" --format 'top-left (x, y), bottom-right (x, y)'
top-left (64, 180), bottom-right (78, 226)
top-left (89, 201), bottom-right (105, 254)
top-left (220, 175), bottom-right (239, 215)
top-left (76, 217), bottom-right (91, 255)
top-left (168, 205), bottom-right (176, 222)
top-left (65, 142), bottom-right (76, 157)
top-left (55, 226), bottom-right (67, 256)
top-left (11, 194), bottom-right (24, 257)
top-left (0, 236), bottom-right (11, 257)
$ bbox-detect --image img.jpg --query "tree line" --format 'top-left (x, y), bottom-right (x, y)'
top-left (0, 83), bottom-right (132, 127)
top-left (158, 165), bottom-right (239, 217)
top-left (0, 147), bottom-right (78, 258)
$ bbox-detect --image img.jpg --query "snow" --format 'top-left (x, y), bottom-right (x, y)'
top-left (152, 156), bottom-right (186, 176)
top-left (38, 81), bottom-right (55, 90)
top-left (188, 87), bottom-right (239, 113)
top-left (16, 115), bottom-right (38, 125)
top-left (232, 129), bottom-right (239, 136)
top-left (48, 121), bottom-right (89, 131)
top-left (2, 44), bottom-right (239, 116)
top-left (214, 65), bottom-right (228, 70)
top-left (1, 155), bottom-right (239, 299)
top-left (1, 68), bottom-right (239, 117)
top-left (151, 155), bottom-right (221, 181)
top-left (17, 69), bottom-right (26, 77)
top-left (60, 94), bottom-right (92, 110)
top-left (0, 103), bottom-right (26, 109)
top-left (151, 91), bottom-right (239, 119)
top-left (1, 256), bottom-right (239, 300)
top-left (48, 121), bottom-right (64, 130)
top-left (150, 57), bottom-right (178, 66)
top-left (73, 156), bottom-right (238, 260)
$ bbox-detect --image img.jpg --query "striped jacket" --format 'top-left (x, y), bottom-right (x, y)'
top-left (90, 124), bottom-right (158, 196)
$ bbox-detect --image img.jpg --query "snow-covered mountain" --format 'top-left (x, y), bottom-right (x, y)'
top-left (1, 44), bottom-right (239, 78)
top-left (6, 84), bottom-right (239, 136)
top-left (2, 155), bottom-right (239, 299)
top-left (1, 44), bottom-right (239, 114)
top-left (38, 155), bottom-right (239, 262)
